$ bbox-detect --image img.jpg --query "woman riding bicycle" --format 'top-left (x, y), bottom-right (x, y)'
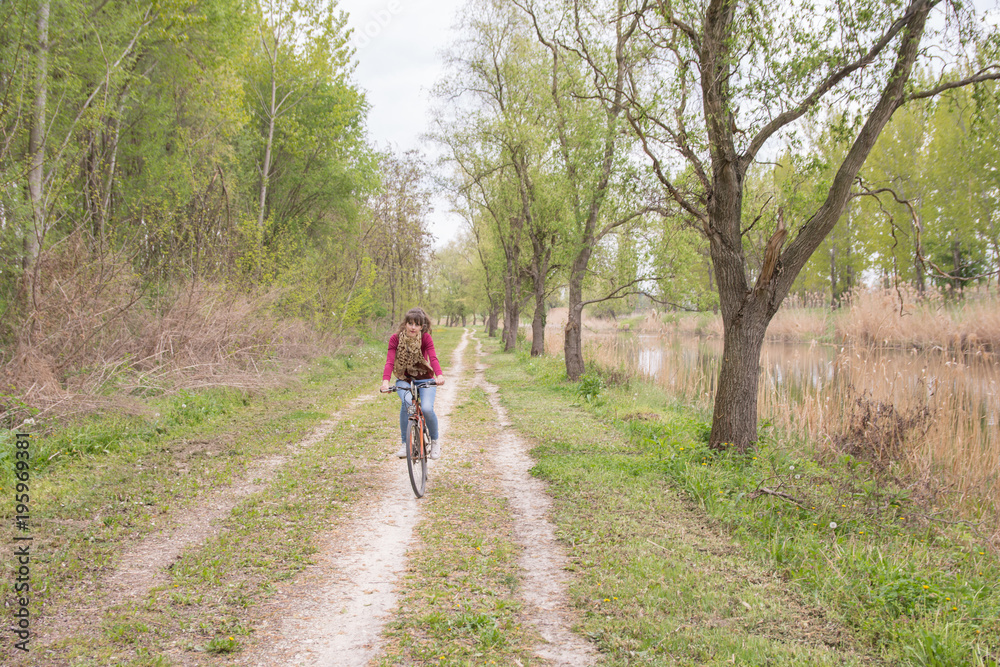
top-left (381, 307), bottom-right (446, 459)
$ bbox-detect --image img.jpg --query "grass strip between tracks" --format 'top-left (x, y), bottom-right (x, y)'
top-left (378, 332), bottom-right (538, 666)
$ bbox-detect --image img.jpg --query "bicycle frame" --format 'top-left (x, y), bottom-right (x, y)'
top-left (391, 378), bottom-right (436, 497)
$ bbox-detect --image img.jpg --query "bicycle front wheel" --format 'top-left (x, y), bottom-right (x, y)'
top-left (406, 417), bottom-right (427, 497)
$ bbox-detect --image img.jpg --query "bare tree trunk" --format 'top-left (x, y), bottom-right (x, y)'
top-left (97, 108), bottom-right (123, 250)
top-left (952, 239), bottom-right (962, 294)
top-left (530, 298), bottom-right (546, 356)
top-left (908, 208), bottom-right (925, 295)
top-left (24, 0), bottom-right (50, 308)
top-left (712, 306), bottom-right (769, 447)
top-left (528, 232), bottom-right (552, 356)
top-left (500, 217), bottom-right (523, 351)
top-left (502, 294), bottom-right (520, 351)
top-left (257, 71), bottom-right (277, 237)
top-left (487, 306), bottom-right (499, 337)
top-left (564, 244), bottom-right (592, 379)
top-left (564, 300), bottom-right (584, 380)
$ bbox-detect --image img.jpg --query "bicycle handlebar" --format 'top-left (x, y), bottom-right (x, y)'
top-left (380, 380), bottom-right (438, 394)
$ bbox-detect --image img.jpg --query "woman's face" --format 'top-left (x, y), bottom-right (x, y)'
top-left (404, 320), bottom-right (422, 337)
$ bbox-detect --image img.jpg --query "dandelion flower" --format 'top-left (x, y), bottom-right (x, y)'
top-left (923, 585), bottom-right (930, 590)
top-left (829, 522), bottom-right (837, 529)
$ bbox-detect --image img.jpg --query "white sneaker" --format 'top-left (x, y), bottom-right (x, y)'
top-left (396, 444), bottom-right (406, 459)
top-left (429, 440), bottom-right (441, 460)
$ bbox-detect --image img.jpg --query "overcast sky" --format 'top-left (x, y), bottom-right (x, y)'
top-left (338, 0), bottom-right (468, 247)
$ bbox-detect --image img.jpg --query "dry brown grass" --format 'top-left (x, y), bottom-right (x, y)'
top-left (836, 287), bottom-right (1000, 353)
top-left (766, 307), bottom-right (829, 341)
top-left (576, 326), bottom-right (1000, 543)
top-left (1, 238), bottom-right (339, 426)
top-left (759, 347), bottom-right (1000, 542)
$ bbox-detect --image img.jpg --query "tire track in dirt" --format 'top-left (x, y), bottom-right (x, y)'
top-left (472, 333), bottom-right (596, 666)
top-left (30, 393), bottom-right (375, 654)
top-left (234, 329), bottom-right (471, 667)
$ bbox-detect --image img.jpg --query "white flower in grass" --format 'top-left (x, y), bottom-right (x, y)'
top-left (829, 522), bottom-right (838, 529)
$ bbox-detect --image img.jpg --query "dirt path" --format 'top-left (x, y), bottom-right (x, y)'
top-left (28, 394), bottom-right (376, 656)
top-left (473, 334), bottom-right (596, 666)
top-left (234, 330), bottom-right (471, 667)
top-left (107, 398), bottom-right (374, 598)
top-left (22, 329), bottom-right (597, 665)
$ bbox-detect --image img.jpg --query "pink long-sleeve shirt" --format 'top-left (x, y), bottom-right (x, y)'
top-left (382, 332), bottom-right (443, 381)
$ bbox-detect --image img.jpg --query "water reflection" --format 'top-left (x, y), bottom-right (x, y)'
top-left (579, 331), bottom-right (999, 460)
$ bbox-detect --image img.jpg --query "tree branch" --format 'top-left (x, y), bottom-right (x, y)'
top-left (743, 0), bottom-right (935, 167)
top-left (908, 67), bottom-right (1000, 101)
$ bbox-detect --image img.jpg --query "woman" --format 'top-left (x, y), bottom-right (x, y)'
top-left (381, 307), bottom-right (446, 459)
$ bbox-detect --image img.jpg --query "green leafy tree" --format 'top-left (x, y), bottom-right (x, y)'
top-left (922, 83), bottom-right (999, 292)
top-left (616, 0), bottom-right (1000, 451)
top-left (514, 0), bottom-right (653, 376)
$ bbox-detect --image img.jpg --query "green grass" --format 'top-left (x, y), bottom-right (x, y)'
top-left (480, 332), bottom-right (999, 666)
top-left (0, 332), bottom-right (468, 665)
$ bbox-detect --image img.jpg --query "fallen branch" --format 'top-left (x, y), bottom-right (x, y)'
top-left (746, 486), bottom-right (808, 508)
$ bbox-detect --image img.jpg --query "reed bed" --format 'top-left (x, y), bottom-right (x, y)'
top-left (530, 287), bottom-right (1000, 536)
top-left (581, 331), bottom-right (1000, 543)
top-left (835, 287), bottom-right (1000, 353)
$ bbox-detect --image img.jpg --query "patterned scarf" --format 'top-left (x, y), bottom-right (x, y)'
top-left (393, 332), bottom-right (432, 379)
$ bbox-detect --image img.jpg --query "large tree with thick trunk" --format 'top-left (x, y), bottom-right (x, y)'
top-left (611, 0), bottom-right (1000, 450)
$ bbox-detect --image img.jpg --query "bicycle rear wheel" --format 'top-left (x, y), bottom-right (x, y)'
top-left (405, 417), bottom-right (427, 497)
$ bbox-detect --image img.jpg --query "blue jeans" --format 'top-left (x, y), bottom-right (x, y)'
top-left (397, 379), bottom-right (438, 443)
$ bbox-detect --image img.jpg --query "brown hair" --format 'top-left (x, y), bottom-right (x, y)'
top-left (396, 307), bottom-right (432, 336)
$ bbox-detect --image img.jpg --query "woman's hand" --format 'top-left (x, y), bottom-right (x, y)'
top-left (381, 379), bottom-right (391, 393)
top-left (435, 375), bottom-right (446, 387)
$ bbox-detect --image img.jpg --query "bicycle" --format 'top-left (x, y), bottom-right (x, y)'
top-left (381, 378), bottom-right (436, 498)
